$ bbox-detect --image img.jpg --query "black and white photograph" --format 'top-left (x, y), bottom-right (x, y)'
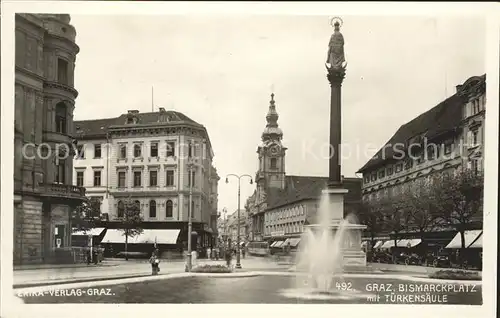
top-left (1, 2), bottom-right (498, 318)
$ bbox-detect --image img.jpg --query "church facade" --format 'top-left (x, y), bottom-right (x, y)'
top-left (245, 94), bottom-right (362, 245)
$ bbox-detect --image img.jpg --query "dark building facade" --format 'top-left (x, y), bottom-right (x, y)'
top-left (14, 14), bottom-right (86, 264)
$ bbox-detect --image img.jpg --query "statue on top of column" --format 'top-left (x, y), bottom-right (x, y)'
top-left (326, 18), bottom-right (346, 71)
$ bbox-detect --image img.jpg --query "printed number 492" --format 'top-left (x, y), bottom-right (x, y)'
top-left (336, 282), bottom-right (352, 291)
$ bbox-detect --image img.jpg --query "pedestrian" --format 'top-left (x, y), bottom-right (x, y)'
top-left (225, 247), bottom-right (232, 268)
top-left (149, 252), bottom-right (160, 275)
top-left (207, 247), bottom-right (211, 260)
top-left (241, 243), bottom-right (246, 259)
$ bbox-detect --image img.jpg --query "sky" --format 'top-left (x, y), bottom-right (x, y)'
top-left (70, 15), bottom-right (486, 214)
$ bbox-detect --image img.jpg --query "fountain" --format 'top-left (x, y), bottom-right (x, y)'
top-left (285, 18), bottom-right (368, 298)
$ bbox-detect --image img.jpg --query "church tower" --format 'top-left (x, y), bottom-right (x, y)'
top-left (255, 93), bottom-right (287, 194)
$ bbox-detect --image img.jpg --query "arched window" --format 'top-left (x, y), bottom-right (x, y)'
top-left (134, 144), bottom-right (142, 158)
top-left (166, 200), bottom-right (173, 218)
top-left (134, 200), bottom-right (141, 212)
top-left (55, 102), bottom-right (67, 134)
top-left (270, 158), bottom-right (277, 169)
top-left (149, 200), bottom-right (156, 218)
top-left (117, 201), bottom-right (124, 218)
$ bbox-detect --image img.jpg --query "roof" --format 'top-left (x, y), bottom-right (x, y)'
top-left (74, 110), bottom-right (202, 139)
top-left (357, 74), bottom-right (486, 173)
top-left (266, 176), bottom-right (362, 210)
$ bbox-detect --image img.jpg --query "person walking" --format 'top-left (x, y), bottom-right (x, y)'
top-left (149, 252), bottom-right (160, 275)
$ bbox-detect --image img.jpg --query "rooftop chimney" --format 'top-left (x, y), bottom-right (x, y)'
top-left (159, 107), bottom-right (166, 112)
top-left (128, 110), bottom-right (139, 114)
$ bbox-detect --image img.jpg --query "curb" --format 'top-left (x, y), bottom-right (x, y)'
top-left (14, 263), bottom-right (119, 271)
top-left (13, 273), bottom-right (151, 289)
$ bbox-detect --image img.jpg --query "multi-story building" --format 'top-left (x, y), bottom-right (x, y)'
top-left (357, 74), bottom-right (486, 245)
top-left (73, 108), bottom-right (219, 254)
top-left (14, 14), bottom-right (86, 264)
top-left (245, 94), bottom-right (362, 247)
top-left (226, 209), bottom-right (247, 244)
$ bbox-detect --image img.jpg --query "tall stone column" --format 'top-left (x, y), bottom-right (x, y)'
top-left (324, 19), bottom-right (348, 221)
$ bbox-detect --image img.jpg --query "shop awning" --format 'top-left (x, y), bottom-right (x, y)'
top-left (102, 229), bottom-right (180, 244)
top-left (468, 233), bottom-right (483, 248)
top-left (373, 241), bottom-right (384, 249)
top-left (398, 239), bottom-right (422, 248)
top-left (361, 241), bottom-right (368, 247)
top-left (274, 241), bottom-right (285, 248)
top-left (270, 241), bottom-right (279, 247)
top-left (445, 230), bottom-right (482, 249)
top-left (380, 240), bottom-right (404, 249)
top-left (283, 238), bottom-right (301, 247)
top-left (72, 228), bottom-right (105, 236)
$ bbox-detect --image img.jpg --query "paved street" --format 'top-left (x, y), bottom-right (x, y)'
top-left (13, 256), bottom-right (288, 287)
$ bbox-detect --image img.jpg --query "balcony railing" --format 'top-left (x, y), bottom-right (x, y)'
top-left (40, 183), bottom-right (86, 200)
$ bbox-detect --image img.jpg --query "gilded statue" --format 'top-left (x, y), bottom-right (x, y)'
top-left (326, 19), bottom-right (346, 70)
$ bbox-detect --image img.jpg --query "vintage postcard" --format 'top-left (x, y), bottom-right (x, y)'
top-left (1, 2), bottom-right (498, 318)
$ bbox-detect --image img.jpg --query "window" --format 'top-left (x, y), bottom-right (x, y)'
top-left (76, 171), bottom-right (84, 187)
top-left (55, 158), bottom-right (65, 183)
top-left (191, 200), bottom-right (195, 219)
top-left (57, 58), bottom-right (68, 85)
top-left (364, 176), bottom-right (370, 183)
top-left (127, 117), bottom-right (134, 124)
top-left (120, 145), bottom-right (127, 159)
top-left (188, 142), bottom-right (193, 158)
top-left (395, 163), bottom-right (403, 173)
top-left (166, 142), bottom-right (175, 157)
top-left (150, 142), bottom-right (158, 157)
top-left (76, 145), bottom-right (85, 159)
top-left (387, 166), bottom-right (394, 176)
top-left (133, 171), bottom-right (142, 187)
top-left (166, 200), bottom-right (173, 218)
top-left (94, 144), bottom-right (102, 158)
top-left (471, 160), bottom-right (479, 175)
top-left (149, 200), bottom-right (157, 218)
top-left (270, 158), bottom-right (277, 169)
top-left (188, 170), bottom-right (195, 187)
top-left (370, 172), bottom-right (377, 181)
top-left (117, 201), bottom-right (124, 218)
top-left (149, 170), bottom-right (158, 186)
top-left (378, 169), bottom-right (385, 178)
top-left (134, 144), bottom-right (142, 158)
top-left (472, 130), bottom-right (479, 146)
top-left (426, 146), bottom-right (435, 160)
top-left (405, 158), bottom-right (414, 169)
top-left (166, 170), bottom-right (174, 186)
top-left (118, 171), bottom-right (126, 188)
top-left (55, 103), bottom-right (67, 134)
top-left (444, 143), bottom-right (452, 155)
top-left (93, 171), bottom-right (101, 186)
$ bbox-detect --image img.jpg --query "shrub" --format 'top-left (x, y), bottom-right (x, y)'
top-left (429, 270), bottom-right (481, 281)
top-left (191, 264), bottom-right (232, 273)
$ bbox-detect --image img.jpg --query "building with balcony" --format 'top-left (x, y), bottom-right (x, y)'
top-left (73, 108), bottom-right (220, 255)
top-left (14, 14), bottom-right (86, 264)
top-left (357, 74), bottom-right (486, 244)
top-left (245, 94), bottom-right (362, 247)
top-left (225, 209), bottom-right (248, 245)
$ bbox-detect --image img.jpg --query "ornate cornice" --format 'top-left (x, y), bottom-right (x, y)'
top-left (44, 81), bottom-right (78, 99)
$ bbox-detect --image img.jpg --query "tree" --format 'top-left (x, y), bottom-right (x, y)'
top-left (72, 197), bottom-right (101, 234)
top-left (380, 196), bottom-right (408, 249)
top-left (432, 167), bottom-right (483, 250)
top-left (402, 177), bottom-right (441, 243)
top-left (356, 199), bottom-right (385, 250)
top-left (118, 197), bottom-right (144, 261)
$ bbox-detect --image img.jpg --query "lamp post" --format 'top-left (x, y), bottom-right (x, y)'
top-left (225, 174), bottom-right (253, 269)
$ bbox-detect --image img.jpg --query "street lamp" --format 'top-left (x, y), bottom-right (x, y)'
top-left (225, 174), bottom-right (253, 269)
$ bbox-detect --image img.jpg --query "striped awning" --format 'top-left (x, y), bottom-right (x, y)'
top-left (283, 238), bottom-right (301, 247)
top-left (274, 241), bottom-right (285, 248)
top-left (373, 241), bottom-right (384, 249)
